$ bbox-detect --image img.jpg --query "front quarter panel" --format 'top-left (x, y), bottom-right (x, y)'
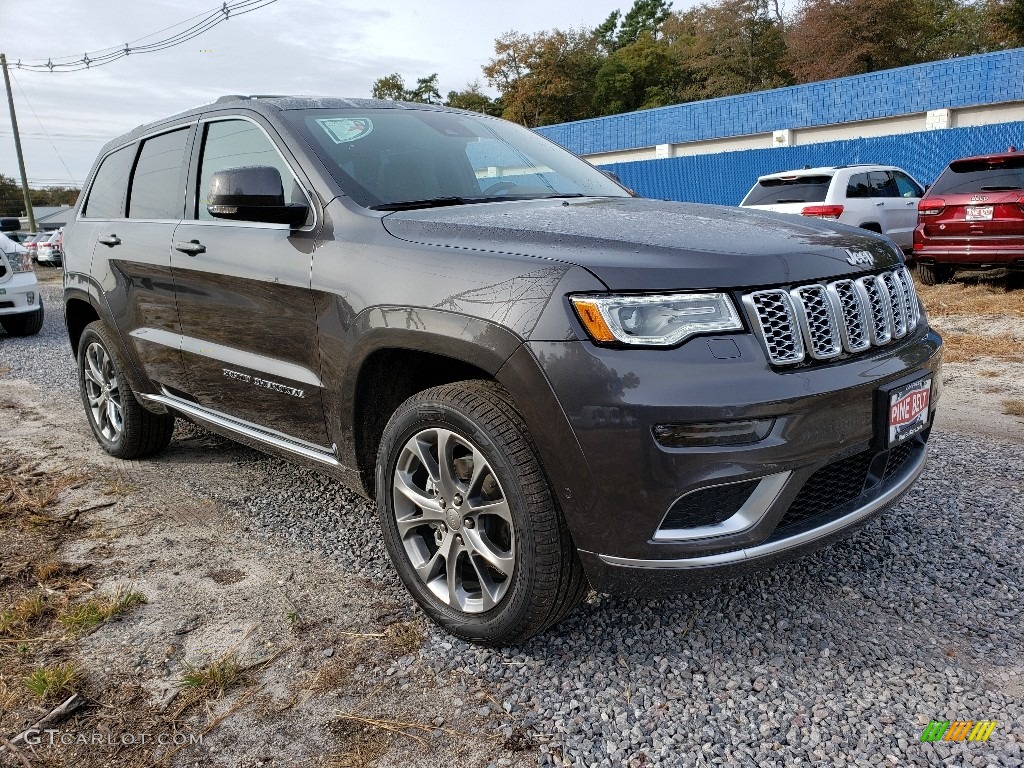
top-left (311, 198), bottom-right (607, 472)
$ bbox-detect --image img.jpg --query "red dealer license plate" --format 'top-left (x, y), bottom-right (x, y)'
top-left (887, 378), bottom-right (931, 446)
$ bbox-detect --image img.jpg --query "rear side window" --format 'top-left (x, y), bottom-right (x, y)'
top-left (741, 175), bottom-right (832, 205)
top-left (846, 173), bottom-right (871, 198)
top-left (128, 128), bottom-right (191, 219)
top-left (82, 145), bottom-right (135, 218)
top-left (930, 156), bottom-right (1024, 195)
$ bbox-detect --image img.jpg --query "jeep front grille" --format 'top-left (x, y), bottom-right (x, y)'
top-left (744, 267), bottom-right (920, 366)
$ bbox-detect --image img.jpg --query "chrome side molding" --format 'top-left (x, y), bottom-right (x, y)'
top-left (140, 389), bottom-right (340, 467)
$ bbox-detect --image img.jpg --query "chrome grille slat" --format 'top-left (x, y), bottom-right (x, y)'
top-left (826, 280), bottom-right (871, 353)
top-left (791, 284), bottom-right (842, 359)
top-left (747, 268), bottom-right (918, 366)
top-left (881, 271), bottom-right (908, 339)
top-left (744, 290), bottom-right (804, 365)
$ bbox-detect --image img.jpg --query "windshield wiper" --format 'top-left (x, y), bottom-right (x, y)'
top-left (372, 197), bottom-right (470, 211)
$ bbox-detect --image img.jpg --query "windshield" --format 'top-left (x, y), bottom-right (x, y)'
top-left (931, 156), bottom-right (1024, 195)
top-left (284, 108), bottom-right (629, 209)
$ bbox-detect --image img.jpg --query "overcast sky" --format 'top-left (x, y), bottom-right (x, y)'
top-left (0, 0), bottom-right (673, 189)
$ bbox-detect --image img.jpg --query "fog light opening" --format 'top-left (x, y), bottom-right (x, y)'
top-left (26, 292), bottom-right (35, 305)
top-left (653, 419), bottom-right (775, 447)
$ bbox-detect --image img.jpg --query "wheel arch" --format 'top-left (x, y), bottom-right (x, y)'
top-left (337, 309), bottom-right (524, 498)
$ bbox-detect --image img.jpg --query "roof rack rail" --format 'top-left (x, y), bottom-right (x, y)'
top-left (213, 94), bottom-right (287, 104)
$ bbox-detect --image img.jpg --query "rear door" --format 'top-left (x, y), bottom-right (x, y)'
top-left (76, 128), bottom-right (192, 392)
top-left (870, 170), bottom-right (922, 249)
top-left (170, 114), bottom-right (329, 447)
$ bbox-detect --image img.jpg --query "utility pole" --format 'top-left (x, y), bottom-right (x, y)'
top-left (1, 53), bottom-right (36, 232)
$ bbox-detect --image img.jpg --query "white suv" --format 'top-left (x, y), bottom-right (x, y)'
top-left (740, 165), bottom-right (925, 252)
top-left (0, 229), bottom-right (44, 336)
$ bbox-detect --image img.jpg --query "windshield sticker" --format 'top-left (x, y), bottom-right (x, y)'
top-left (316, 117), bottom-right (373, 144)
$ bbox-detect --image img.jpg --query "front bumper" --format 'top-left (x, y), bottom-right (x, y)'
top-left (523, 327), bottom-right (941, 593)
top-left (0, 271), bottom-right (42, 316)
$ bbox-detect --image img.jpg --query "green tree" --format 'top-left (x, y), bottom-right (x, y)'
top-left (371, 73), bottom-right (408, 101)
top-left (786, 0), bottom-right (955, 81)
top-left (484, 28), bottom-right (602, 126)
top-left (410, 74), bottom-right (443, 104)
top-left (990, 0), bottom-right (1024, 45)
top-left (681, 0), bottom-right (792, 98)
top-left (445, 82), bottom-right (503, 115)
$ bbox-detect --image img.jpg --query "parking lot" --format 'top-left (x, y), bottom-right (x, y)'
top-left (0, 272), bottom-right (1021, 767)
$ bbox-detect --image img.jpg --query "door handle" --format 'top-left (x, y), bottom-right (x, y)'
top-left (97, 235), bottom-right (121, 247)
top-left (174, 240), bottom-right (206, 256)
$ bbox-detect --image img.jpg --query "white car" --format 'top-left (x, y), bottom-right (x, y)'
top-left (0, 230), bottom-right (44, 336)
top-left (36, 229), bottom-right (63, 266)
top-left (739, 165), bottom-right (925, 252)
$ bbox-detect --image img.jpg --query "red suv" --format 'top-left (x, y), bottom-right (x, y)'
top-left (913, 148), bottom-right (1024, 284)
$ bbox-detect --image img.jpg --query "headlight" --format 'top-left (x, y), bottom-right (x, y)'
top-left (5, 249), bottom-right (33, 273)
top-left (570, 292), bottom-right (743, 346)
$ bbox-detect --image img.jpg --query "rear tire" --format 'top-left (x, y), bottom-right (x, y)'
top-left (77, 320), bottom-right (175, 459)
top-left (0, 301), bottom-right (44, 336)
top-left (917, 263), bottom-right (951, 286)
top-left (376, 380), bottom-right (588, 646)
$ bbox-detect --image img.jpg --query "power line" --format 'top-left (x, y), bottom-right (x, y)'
top-left (9, 71), bottom-right (78, 185)
top-left (10, 0), bottom-right (278, 73)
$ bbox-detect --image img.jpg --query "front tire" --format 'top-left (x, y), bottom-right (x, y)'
top-left (376, 380), bottom-right (588, 646)
top-left (1, 301), bottom-right (44, 336)
top-left (77, 320), bottom-right (175, 459)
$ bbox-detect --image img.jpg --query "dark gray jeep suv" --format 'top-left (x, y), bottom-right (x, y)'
top-left (63, 97), bottom-right (941, 645)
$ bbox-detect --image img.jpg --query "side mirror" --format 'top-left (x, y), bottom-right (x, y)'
top-left (207, 166), bottom-right (308, 226)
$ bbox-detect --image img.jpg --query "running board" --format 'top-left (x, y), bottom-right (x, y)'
top-left (140, 390), bottom-right (340, 467)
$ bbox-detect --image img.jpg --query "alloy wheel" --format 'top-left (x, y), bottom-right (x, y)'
top-left (392, 427), bottom-right (515, 613)
top-left (83, 341), bottom-right (124, 442)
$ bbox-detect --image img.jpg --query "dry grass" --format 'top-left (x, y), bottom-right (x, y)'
top-left (0, 457), bottom-right (88, 522)
top-left (178, 652), bottom-right (243, 696)
top-left (0, 593), bottom-right (48, 638)
top-left (915, 281), bottom-right (1024, 317)
top-left (23, 662), bottom-right (82, 701)
top-left (1004, 399), bottom-right (1024, 418)
top-left (938, 333), bottom-right (1024, 364)
top-left (313, 621), bottom-right (424, 694)
top-left (58, 586), bottom-right (146, 634)
top-left (978, 369), bottom-right (1002, 378)
top-left (101, 478), bottom-right (139, 496)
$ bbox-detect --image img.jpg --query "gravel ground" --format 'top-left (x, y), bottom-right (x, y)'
top-left (2, 279), bottom-right (1022, 766)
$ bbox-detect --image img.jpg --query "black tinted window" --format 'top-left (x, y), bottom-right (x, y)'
top-left (930, 156), bottom-right (1024, 195)
top-left (741, 175), bottom-right (832, 205)
top-left (128, 128), bottom-right (190, 219)
top-left (868, 171), bottom-right (899, 198)
top-left (846, 173), bottom-right (871, 199)
top-left (83, 145), bottom-right (135, 218)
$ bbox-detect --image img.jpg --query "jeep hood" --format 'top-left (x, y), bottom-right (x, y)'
top-left (381, 197), bottom-right (902, 290)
